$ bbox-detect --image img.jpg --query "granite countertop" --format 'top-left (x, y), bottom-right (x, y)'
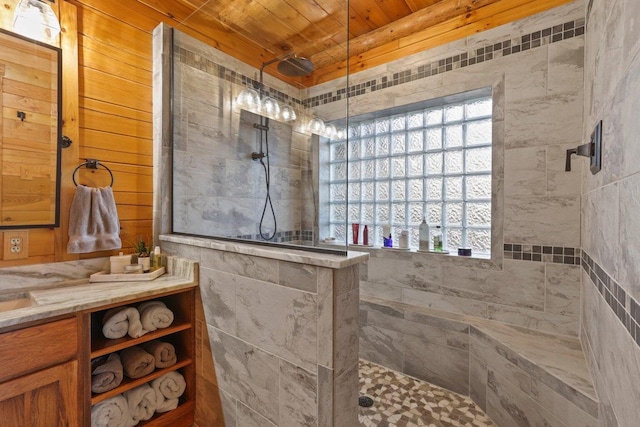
top-left (0, 256), bottom-right (198, 331)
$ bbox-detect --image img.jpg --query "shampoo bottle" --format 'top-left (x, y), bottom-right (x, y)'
top-left (433, 226), bottom-right (443, 252)
top-left (419, 217), bottom-right (429, 251)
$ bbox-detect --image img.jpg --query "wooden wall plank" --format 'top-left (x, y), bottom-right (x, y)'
top-left (80, 42), bottom-right (151, 86)
top-left (55, 0), bottom-right (80, 262)
top-left (80, 129), bottom-right (153, 156)
top-left (80, 68), bottom-right (151, 112)
top-left (79, 108), bottom-right (152, 139)
top-left (75, 6), bottom-right (153, 60)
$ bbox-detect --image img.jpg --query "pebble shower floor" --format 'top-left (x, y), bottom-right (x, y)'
top-left (358, 360), bottom-right (495, 427)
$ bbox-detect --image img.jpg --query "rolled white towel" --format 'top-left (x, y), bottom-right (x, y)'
top-left (142, 340), bottom-right (177, 368)
top-left (120, 346), bottom-right (155, 379)
top-left (90, 394), bottom-right (136, 427)
top-left (138, 301), bottom-right (174, 333)
top-left (102, 307), bottom-right (144, 339)
top-left (151, 371), bottom-right (186, 413)
top-left (91, 353), bottom-right (124, 394)
top-left (124, 383), bottom-right (157, 423)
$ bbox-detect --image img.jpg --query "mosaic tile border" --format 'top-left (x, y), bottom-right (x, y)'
top-left (177, 18), bottom-right (585, 112)
top-left (582, 251), bottom-right (640, 349)
top-left (504, 243), bottom-right (581, 265)
top-left (233, 229), bottom-right (313, 243)
top-left (307, 18), bottom-right (585, 108)
top-left (174, 46), bottom-right (306, 108)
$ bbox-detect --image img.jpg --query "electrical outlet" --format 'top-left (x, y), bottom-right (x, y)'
top-left (3, 231), bottom-right (29, 260)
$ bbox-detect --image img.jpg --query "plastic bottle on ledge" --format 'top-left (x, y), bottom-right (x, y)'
top-left (363, 225), bottom-right (369, 246)
top-left (152, 246), bottom-right (166, 268)
top-left (419, 217), bottom-right (429, 251)
top-left (433, 226), bottom-right (443, 252)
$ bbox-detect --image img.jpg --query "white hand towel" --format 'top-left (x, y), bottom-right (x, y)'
top-left (138, 301), bottom-right (174, 333)
top-left (67, 185), bottom-right (122, 254)
top-left (124, 384), bottom-right (157, 423)
top-left (102, 307), bottom-right (145, 339)
top-left (151, 371), bottom-right (186, 413)
top-left (90, 394), bottom-right (136, 427)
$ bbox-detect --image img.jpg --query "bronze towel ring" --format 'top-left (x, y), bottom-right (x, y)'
top-left (72, 159), bottom-right (114, 187)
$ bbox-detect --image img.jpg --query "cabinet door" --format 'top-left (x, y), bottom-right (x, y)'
top-left (0, 360), bottom-right (79, 427)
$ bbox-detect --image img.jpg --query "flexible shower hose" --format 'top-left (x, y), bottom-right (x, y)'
top-left (258, 117), bottom-right (277, 241)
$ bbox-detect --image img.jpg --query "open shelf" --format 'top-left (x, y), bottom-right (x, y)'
top-left (91, 359), bottom-right (192, 405)
top-left (91, 322), bottom-right (192, 358)
top-left (140, 400), bottom-right (195, 427)
top-left (87, 288), bottom-right (196, 426)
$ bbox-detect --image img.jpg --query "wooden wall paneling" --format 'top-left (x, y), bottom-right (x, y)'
top-left (80, 129), bottom-right (152, 156)
top-left (79, 40), bottom-right (151, 86)
top-left (69, 1), bottom-right (156, 255)
top-left (135, 0), bottom-right (208, 22)
top-left (81, 98), bottom-right (152, 126)
top-left (75, 163), bottom-right (152, 192)
top-left (75, 6), bottom-right (153, 60)
top-left (23, 229), bottom-right (55, 258)
top-left (80, 68), bottom-right (151, 112)
top-left (55, 0), bottom-right (80, 262)
top-left (118, 219), bottom-right (153, 250)
top-left (79, 146), bottom-right (152, 167)
top-left (0, 64), bottom-right (5, 226)
top-left (79, 107), bottom-right (152, 139)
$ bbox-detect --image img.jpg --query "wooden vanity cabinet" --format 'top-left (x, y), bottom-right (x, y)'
top-left (86, 288), bottom-right (196, 427)
top-left (0, 316), bottom-right (82, 427)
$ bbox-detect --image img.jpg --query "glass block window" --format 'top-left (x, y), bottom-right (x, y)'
top-left (328, 93), bottom-right (492, 254)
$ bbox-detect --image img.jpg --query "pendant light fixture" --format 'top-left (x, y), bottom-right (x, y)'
top-left (13, 0), bottom-right (60, 43)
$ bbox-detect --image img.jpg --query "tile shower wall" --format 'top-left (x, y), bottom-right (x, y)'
top-left (581, 0), bottom-right (640, 425)
top-left (171, 31), bottom-right (316, 243)
top-left (161, 238), bottom-right (361, 427)
top-left (311, 1), bottom-right (586, 342)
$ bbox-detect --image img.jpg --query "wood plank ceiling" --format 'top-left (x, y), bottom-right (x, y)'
top-left (134, 0), bottom-right (573, 86)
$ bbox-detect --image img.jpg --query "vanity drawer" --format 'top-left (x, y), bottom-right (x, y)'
top-left (0, 317), bottom-right (78, 383)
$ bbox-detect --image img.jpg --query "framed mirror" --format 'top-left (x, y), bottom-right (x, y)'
top-left (0, 27), bottom-right (62, 229)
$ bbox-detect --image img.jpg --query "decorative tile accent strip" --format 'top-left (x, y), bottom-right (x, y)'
top-left (307, 18), bottom-right (585, 108)
top-left (582, 251), bottom-right (640, 348)
top-left (504, 243), bottom-right (581, 265)
top-left (174, 45), bottom-right (305, 108)
top-left (233, 229), bottom-right (314, 243)
top-left (176, 18), bottom-right (584, 111)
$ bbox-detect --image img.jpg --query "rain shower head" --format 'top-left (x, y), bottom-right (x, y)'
top-left (277, 56), bottom-right (314, 77)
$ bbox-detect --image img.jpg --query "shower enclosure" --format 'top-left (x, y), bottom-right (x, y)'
top-left (169, 28), bottom-right (349, 253)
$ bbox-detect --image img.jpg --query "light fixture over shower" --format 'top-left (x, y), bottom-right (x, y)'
top-left (13, 0), bottom-right (60, 43)
top-left (236, 53), bottom-right (311, 123)
top-left (306, 117), bottom-right (346, 140)
top-left (237, 87), bottom-right (297, 122)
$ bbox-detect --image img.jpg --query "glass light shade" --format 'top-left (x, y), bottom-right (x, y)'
top-left (261, 96), bottom-right (281, 118)
top-left (236, 87), bottom-right (261, 111)
top-left (13, 0), bottom-right (60, 43)
top-left (335, 128), bottom-right (346, 140)
top-left (325, 124), bottom-right (337, 139)
top-left (281, 105), bottom-right (297, 122)
top-left (308, 117), bottom-right (325, 134)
